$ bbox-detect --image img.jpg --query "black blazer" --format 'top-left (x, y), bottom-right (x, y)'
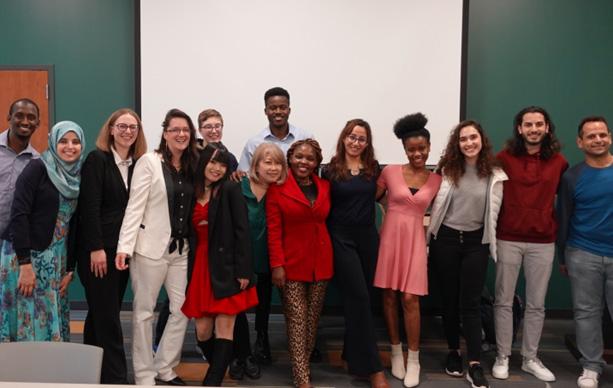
top-left (188, 180), bottom-right (254, 299)
top-left (2, 159), bottom-right (77, 270)
top-left (76, 149), bottom-right (133, 256)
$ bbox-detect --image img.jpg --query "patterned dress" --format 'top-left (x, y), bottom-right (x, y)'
top-left (0, 196), bottom-right (77, 342)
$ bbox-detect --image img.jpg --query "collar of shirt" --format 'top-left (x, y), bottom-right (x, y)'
top-left (111, 146), bottom-right (133, 167)
top-left (263, 124), bottom-right (297, 143)
top-left (0, 130), bottom-right (39, 157)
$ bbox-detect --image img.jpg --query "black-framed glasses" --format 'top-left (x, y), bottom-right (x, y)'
top-left (347, 134), bottom-right (367, 145)
top-left (113, 123), bottom-right (140, 133)
top-left (200, 123), bottom-right (223, 130)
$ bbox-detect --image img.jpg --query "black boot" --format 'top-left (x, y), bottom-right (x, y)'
top-left (253, 331), bottom-right (272, 365)
top-left (202, 338), bottom-right (233, 386)
top-left (197, 337), bottom-right (215, 362)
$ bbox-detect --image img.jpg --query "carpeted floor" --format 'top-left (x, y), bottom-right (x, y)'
top-left (69, 311), bottom-right (611, 387)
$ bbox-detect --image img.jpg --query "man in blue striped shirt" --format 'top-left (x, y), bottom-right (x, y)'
top-left (557, 116), bottom-right (613, 388)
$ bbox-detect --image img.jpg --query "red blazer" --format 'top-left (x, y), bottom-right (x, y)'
top-left (266, 171), bottom-right (333, 282)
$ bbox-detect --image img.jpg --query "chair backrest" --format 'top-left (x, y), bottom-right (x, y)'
top-left (0, 341), bottom-right (102, 383)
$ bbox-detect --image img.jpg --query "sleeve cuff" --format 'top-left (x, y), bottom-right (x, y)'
top-left (17, 255), bottom-right (32, 265)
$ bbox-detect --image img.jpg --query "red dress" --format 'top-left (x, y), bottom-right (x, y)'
top-left (182, 202), bottom-right (258, 317)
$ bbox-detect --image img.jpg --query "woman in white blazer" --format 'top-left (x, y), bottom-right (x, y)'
top-left (427, 120), bottom-right (507, 388)
top-left (115, 108), bottom-right (199, 386)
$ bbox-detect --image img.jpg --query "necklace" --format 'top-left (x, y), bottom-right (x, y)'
top-left (349, 163), bottom-right (363, 176)
top-left (298, 178), bottom-right (312, 186)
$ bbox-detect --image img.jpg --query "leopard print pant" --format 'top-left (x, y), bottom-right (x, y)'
top-left (281, 280), bottom-right (328, 386)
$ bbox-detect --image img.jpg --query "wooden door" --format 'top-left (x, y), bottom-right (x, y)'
top-left (0, 67), bottom-right (53, 153)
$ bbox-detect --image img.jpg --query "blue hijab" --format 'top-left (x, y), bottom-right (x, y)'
top-left (41, 121), bottom-right (86, 199)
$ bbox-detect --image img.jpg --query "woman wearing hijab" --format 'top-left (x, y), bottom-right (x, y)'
top-left (0, 121), bottom-right (85, 342)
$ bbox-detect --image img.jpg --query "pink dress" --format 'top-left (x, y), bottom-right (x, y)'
top-left (374, 165), bottom-right (441, 295)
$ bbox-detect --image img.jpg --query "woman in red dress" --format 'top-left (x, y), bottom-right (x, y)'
top-left (182, 144), bottom-right (257, 386)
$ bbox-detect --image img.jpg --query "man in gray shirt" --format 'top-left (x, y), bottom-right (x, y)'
top-left (0, 98), bottom-right (40, 236)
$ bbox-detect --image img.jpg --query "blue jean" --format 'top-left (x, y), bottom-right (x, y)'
top-left (566, 246), bottom-right (613, 374)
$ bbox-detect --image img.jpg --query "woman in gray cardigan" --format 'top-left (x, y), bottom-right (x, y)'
top-left (427, 120), bottom-right (507, 388)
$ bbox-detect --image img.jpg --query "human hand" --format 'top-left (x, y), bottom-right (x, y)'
top-left (237, 278), bottom-right (249, 290)
top-left (18, 263), bottom-right (36, 297)
top-left (59, 272), bottom-right (73, 296)
top-left (230, 170), bottom-right (247, 182)
top-left (115, 252), bottom-right (130, 271)
top-left (271, 266), bottom-right (286, 288)
top-left (90, 249), bottom-right (107, 278)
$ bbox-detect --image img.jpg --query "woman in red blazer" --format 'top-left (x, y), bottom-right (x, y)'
top-left (266, 139), bottom-right (333, 388)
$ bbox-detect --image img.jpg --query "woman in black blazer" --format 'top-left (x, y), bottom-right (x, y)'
top-left (182, 144), bottom-right (257, 386)
top-left (76, 109), bottom-right (147, 384)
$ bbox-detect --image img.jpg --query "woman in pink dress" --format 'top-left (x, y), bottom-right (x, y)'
top-left (374, 113), bottom-right (442, 388)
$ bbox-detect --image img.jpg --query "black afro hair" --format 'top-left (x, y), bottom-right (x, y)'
top-left (393, 112), bottom-right (430, 141)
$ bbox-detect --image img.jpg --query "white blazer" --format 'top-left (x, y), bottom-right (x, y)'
top-left (117, 152), bottom-right (171, 259)
top-left (427, 167), bottom-right (507, 261)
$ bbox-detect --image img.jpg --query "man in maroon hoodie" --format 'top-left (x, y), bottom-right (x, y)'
top-left (491, 106), bottom-right (568, 383)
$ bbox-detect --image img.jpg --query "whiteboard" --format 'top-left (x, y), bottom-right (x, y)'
top-left (140, 0), bottom-right (465, 164)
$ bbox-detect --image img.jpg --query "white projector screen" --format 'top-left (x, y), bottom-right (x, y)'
top-left (140, 0), bottom-right (465, 165)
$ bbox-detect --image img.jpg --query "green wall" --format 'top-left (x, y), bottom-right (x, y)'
top-left (466, 0), bottom-right (613, 309)
top-left (0, 0), bottom-right (136, 301)
top-left (3, 0), bottom-right (613, 309)
top-left (0, 0), bottom-right (136, 148)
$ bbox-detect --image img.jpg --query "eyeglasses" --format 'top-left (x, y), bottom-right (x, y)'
top-left (166, 127), bottom-right (190, 134)
top-left (113, 123), bottom-right (140, 133)
top-left (347, 134), bottom-right (368, 145)
top-left (200, 123), bottom-right (223, 131)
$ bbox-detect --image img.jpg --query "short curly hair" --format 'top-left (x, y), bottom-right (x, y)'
top-left (286, 138), bottom-right (323, 167)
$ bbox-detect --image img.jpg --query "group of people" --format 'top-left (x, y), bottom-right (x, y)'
top-left (0, 88), bottom-right (611, 388)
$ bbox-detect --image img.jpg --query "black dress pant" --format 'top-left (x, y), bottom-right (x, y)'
top-left (255, 272), bottom-right (273, 333)
top-left (429, 224), bottom-right (489, 362)
top-left (330, 225), bottom-right (383, 376)
top-left (78, 247), bottom-right (130, 384)
top-left (233, 272), bottom-right (273, 359)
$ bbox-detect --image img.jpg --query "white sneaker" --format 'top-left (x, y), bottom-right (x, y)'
top-left (577, 369), bottom-right (599, 388)
top-left (390, 343), bottom-right (406, 379)
top-left (492, 355), bottom-right (509, 380)
top-left (403, 360), bottom-right (420, 388)
top-left (521, 358), bottom-right (555, 382)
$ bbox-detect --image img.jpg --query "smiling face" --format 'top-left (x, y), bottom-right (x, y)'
top-left (111, 113), bottom-right (139, 151)
top-left (458, 125), bottom-right (483, 163)
top-left (343, 125), bottom-right (368, 159)
top-left (8, 101), bottom-right (39, 140)
top-left (265, 95), bottom-right (291, 129)
top-left (199, 116), bottom-right (223, 143)
top-left (163, 117), bottom-right (191, 155)
top-left (578, 120), bottom-right (611, 158)
top-left (204, 159), bottom-right (228, 185)
top-left (256, 153), bottom-right (283, 184)
top-left (518, 112), bottom-right (549, 146)
top-left (403, 136), bottom-right (430, 168)
top-left (289, 144), bottom-right (317, 180)
top-left (57, 131), bottom-right (82, 163)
